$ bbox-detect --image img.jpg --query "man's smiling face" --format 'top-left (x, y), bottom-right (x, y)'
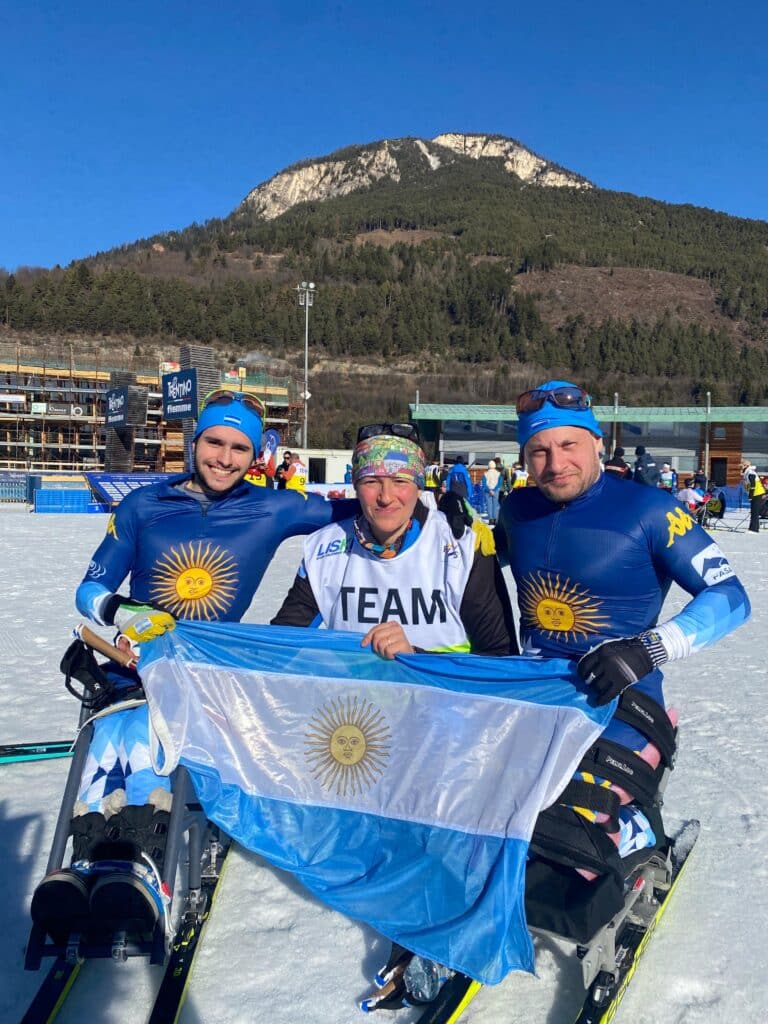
top-left (192, 426), bottom-right (254, 494)
top-left (525, 426), bottom-right (603, 503)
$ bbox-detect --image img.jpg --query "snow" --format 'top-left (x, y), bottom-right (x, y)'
top-left (1, 505), bottom-right (766, 1023)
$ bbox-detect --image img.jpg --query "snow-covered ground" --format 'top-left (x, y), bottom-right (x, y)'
top-left (1, 506), bottom-right (766, 1023)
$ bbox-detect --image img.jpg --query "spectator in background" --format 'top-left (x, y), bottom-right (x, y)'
top-left (693, 467), bottom-right (708, 491)
top-left (446, 456), bottom-right (472, 500)
top-left (424, 461), bottom-right (442, 494)
top-left (275, 450), bottom-right (292, 490)
top-left (495, 456), bottom-right (512, 500)
top-left (603, 446), bottom-right (633, 480)
top-left (284, 452), bottom-right (308, 493)
top-left (633, 446), bottom-right (661, 487)
top-left (742, 460), bottom-right (766, 534)
top-left (659, 463), bottom-right (677, 492)
top-left (481, 459), bottom-right (502, 525)
top-left (510, 461), bottom-right (529, 488)
top-left (676, 477), bottom-right (705, 510)
top-left (245, 452), bottom-right (270, 487)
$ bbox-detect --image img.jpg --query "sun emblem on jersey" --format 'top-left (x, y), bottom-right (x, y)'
top-left (305, 696), bottom-right (391, 797)
top-left (149, 541), bottom-right (239, 619)
top-left (519, 571), bottom-right (610, 643)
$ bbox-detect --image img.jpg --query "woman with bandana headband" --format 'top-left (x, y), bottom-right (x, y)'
top-left (271, 423), bottom-right (518, 1010)
top-left (272, 424), bottom-right (518, 661)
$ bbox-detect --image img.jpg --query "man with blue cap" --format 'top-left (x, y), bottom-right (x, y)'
top-left (31, 389), bottom-right (361, 941)
top-left (495, 379), bottom-right (750, 930)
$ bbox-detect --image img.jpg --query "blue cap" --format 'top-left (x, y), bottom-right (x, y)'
top-left (516, 379), bottom-right (603, 452)
top-left (193, 400), bottom-right (263, 455)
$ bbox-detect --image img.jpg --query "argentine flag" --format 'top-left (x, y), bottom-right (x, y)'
top-left (139, 622), bottom-right (612, 984)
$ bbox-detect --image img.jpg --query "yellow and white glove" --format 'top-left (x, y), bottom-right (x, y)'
top-left (112, 601), bottom-right (176, 643)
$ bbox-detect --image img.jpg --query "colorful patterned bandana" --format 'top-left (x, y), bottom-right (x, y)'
top-left (353, 514), bottom-right (414, 559)
top-left (351, 435), bottom-right (426, 488)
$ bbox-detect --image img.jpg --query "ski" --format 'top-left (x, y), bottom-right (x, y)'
top-left (1, 740), bottom-right (74, 765)
top-left (571, 820), bottom-right (700, 1024)
top-left (19, 840), bottom-right (230, 1024)
top-left (19, 957), bottom-right (82, 1024)
top-left (411, 820), bottom-right (699, 1024)
top-left (412, 973), bottom-right (482, 1024)
top-left (146, 839), bottom-right (231, 1024)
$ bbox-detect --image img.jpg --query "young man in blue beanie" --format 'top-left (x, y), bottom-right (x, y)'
top-left (31, 390), bottom-right (361, 941)
top-left (495, 380), bottom-right (750, 931)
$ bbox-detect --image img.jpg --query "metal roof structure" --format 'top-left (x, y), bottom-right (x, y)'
top-left (409, 403), bottom-right (768, 424)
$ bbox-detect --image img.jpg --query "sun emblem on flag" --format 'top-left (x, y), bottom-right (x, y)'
top-left (519, 571), bottom-right (610, 643)
top-left (305, 695), bottom-right (391, 797)
top-left (149, 541), bottom-right (239, 619)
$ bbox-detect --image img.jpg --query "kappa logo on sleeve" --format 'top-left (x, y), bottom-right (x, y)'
top-left (691, 542), bottom-right (735, 586)
top-left (665, 506), bottom-right (694, 547)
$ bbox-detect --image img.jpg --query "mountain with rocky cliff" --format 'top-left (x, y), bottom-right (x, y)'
top-left (240, 133), bottom-right (592, 220)
top-left (5, 128), bottom-right (768, 435)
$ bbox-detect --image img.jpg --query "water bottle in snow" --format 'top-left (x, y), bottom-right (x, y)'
top-left (404, 955), bottom-right (443, 1003)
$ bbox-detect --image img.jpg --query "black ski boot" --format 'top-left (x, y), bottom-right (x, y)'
top-left (89, 864), bottom-right (164, 935)
top-left (30, 868), bottom-right (91, 945)
top-left (29, 811), bottom-right (110, 943)
top-left (88, 804), bottom-right (170, 934)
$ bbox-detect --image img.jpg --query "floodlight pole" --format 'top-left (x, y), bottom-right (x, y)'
top-left (296, 281), bottom-right (315, 449)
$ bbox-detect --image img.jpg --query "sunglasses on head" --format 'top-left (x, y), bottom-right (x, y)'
top-left (516, 386), bottom-right (592, 415)
top-left (201, 389), bottom-right (266, 420)
top-left (356, 422), bottom-right (421, 445)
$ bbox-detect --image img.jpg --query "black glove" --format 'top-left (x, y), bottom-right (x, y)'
top-left (437, 491), bottom-right (473, 540)
top-left (578, 637), bottom-right (655, 706)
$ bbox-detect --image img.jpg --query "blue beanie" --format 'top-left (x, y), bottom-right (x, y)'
top-left (193, 400), bottom-right (263, 455)
top-left (516, 380), bottom-right (602, 452)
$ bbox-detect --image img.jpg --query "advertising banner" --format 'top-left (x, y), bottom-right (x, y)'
top-left (163, 369), bottom-right (198, 420)
top-left (105, 387), bottom-right (129, 428)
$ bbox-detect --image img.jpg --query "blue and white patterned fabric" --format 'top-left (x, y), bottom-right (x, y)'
top-left (77, 704), bottom-right (171, 809)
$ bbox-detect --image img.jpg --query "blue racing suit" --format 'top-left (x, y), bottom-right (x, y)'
top-left (496, 471), bottom-right (750, 751)
top-left (77, 474), bottom-right (357, 623)
top-left (75, 474), bottom-right (357, 809)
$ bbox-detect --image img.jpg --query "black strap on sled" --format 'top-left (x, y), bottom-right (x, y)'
top-left (578, 739), bottom-right (663, 807)
top-left (529, 689), bottom-right (677, 877)
top-left (557, 780), bottom-right (622, 832)
top-left (612, 688), bottom-right (677, 768)
top-left (59, 637), bottom-right (142, 713)
top-left (577, 689), bottom-right (677, 807)
top-left (530, 804), bottom-right (625, 883)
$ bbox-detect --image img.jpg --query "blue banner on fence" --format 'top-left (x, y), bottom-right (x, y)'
top-left (85, 472), bottom-right (173, 506)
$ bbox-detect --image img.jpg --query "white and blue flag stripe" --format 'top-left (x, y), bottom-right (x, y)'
top-left (139, 622), bottom-right (613, 984)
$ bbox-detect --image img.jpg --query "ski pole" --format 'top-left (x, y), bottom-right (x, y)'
top-left (74, 623), bottom-right (138, 669)
top-left (0, 739), bottom-right (75, 765)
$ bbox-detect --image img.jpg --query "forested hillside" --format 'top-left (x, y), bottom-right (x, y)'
top-left (2, 138), bottom-right (768, 446)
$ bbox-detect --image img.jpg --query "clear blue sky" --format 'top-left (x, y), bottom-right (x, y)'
top-left (2, 0), bottom-right (766, 270)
